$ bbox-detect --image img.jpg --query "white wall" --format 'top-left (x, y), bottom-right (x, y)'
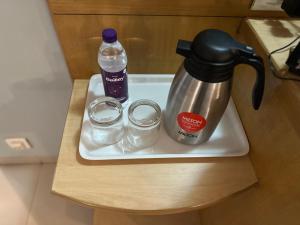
top-left (0, 0), bottom-right (72, 163)
top-left (251, 0), bottom-right (283, 11)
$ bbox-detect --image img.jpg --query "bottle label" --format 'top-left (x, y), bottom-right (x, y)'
top-left (177, 112), bottom-right (207, 133)
top-left (101, 68), bottom-right (128, 103)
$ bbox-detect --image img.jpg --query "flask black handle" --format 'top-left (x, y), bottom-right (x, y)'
top-left (237, 55), bottom-right (265, 110)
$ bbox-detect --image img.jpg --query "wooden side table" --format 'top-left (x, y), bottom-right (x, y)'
top-left (52, 79), bottom-right (257, 224)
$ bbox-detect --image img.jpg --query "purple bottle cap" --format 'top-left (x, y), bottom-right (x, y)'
top-left (102, 28), bottom-right (117, 43)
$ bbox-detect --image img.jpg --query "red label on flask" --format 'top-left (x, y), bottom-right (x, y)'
top-left (177, 112), bottom-right (207, 133)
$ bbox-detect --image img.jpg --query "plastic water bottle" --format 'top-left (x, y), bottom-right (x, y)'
top-left (98, 28), bottom-right (128, 103)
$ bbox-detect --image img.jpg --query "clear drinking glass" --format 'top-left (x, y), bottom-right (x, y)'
top-left (88, 97), bottom-right (124, 145)
top-left (127, 99), bottom-right (161, 149)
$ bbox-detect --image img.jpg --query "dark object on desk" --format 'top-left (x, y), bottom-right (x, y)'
top-left (281, 0), bottom-right (300, 17)
top-left (281, 0), bottom-right (300, 76)
top-left (268, 36), bottom-right (300, 81)
top-left (286, 43), bottom-right (300, 75)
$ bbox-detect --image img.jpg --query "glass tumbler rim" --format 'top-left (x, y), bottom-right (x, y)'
top-left (128, 99), bottom-right (161, 128)
top-left (88, 97), bottom-right (123, 127)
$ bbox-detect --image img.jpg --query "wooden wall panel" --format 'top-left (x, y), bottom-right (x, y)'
top-left (48, 0), bottom-right (286, 17)
top-left (53, 15), bottom-right (241, 79)
top-left (49, 0), bottom-right (251, 16)
top-left (199, 20), bottom-right (300, 225)
top-left (93, 210), bottom-right (201, 225)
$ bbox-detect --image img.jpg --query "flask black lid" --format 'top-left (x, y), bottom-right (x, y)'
top-left (192, 29), bottom-right (252, 63)
top-left (176, 29), bottom-right (256, 82)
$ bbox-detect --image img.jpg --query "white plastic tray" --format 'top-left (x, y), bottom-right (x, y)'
top-left (79, 74), bottom-right (249, 160)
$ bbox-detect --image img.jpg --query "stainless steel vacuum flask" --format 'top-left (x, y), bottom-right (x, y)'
top-left (164, 29), bottom-right (265, 145)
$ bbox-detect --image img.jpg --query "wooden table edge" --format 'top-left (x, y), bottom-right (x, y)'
top-left (52, 179), bottom-right (257, 215)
